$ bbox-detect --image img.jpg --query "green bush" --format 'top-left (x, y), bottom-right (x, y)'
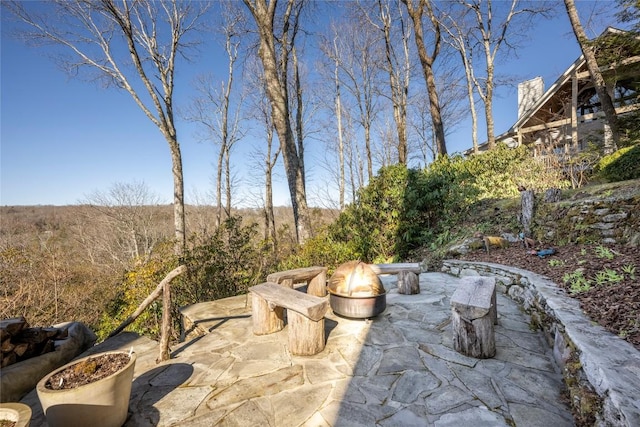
top-left (328, 164), bottom-right (410, 262)
top-left (596, 144), bottom-right (640, 182)
top-left (292, 144), bottom-right (570, 267)
top-left (182, 216), bottom-right (264, 303)
top-left (276, 227), bottom-right (359, 274)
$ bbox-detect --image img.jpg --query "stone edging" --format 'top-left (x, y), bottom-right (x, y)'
top-left (441, 259), bottom-right (640, 427)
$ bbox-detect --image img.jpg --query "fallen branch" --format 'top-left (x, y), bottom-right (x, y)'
top-left (107, 265), bottom-right (187, 339)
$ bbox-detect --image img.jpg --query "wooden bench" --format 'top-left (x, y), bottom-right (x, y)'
top-left (450, 276), bottom-right (497, 359)
top-left (266, 266), bottom-right (328, 297)
top-left (249, 282), bottom-right (329, 356)
top-left (368, 263), bottom-right (421, 295)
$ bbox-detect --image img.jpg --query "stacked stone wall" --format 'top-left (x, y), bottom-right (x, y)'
top-left (533, 193), bottom-right (640, 246)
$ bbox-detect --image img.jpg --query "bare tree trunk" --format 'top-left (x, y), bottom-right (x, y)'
top-left (402, 0), bottom-right (447, 156)
top-left (243, 0), bottom-right (311, 244)
top-left (483, 59), bottom-right (496, 150)
top-left (564, 0), bottom-right (620, 149)
top-left (336, 89), bottom-right (345, 210)
top-left (224, 146), bottom-right (232, 218)
top-left (377, 0), bottom-right (411, 164)
top-left (167, 136), bottom-right (186, 255)
top-left (216, 145), bottom-right (224, 229)
top-left (293, 46), bottom-right (306, 187)
top-left (333, 38), bottom-right (346, 210)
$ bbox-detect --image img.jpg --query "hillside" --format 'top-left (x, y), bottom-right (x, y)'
top-left (444, 179), bottom-right (640, 351)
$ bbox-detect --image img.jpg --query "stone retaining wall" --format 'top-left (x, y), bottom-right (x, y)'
top-left (441, 259), bottom-right (640, 427)
top-left (534, 192), bottom-right (640, 246)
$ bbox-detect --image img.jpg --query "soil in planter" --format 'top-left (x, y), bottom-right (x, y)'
top-left (45, 353), bottom-right (131, 390)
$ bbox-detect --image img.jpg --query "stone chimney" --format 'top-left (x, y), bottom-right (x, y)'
top-left (518, 77), bottom-right (544, 119)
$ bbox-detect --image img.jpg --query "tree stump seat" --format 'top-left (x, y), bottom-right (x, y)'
top-left (368, 263), bottom-right (421, 295)
top-left (450, 276), bottom-right (497, 359)
top-left (249, 282), bottom-right (329, 356)
top-left (266, 266), bottom-right (328, 297)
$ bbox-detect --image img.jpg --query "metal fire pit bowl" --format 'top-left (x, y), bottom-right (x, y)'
top-left (327, 261), bottom-right (387, 319)
top-left (328, 290), bottom-right (386, 319)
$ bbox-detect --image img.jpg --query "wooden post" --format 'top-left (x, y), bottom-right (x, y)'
top-left (521, 189), bottom-right (534, 235)
top-left (397, 271), bottom-right (420, 294)
top-left (571, 72), bottom-right (578, 151)
top-left (287, 311), bottom-right (325, 356)
top-left (251, 293), bottom-right (284, 335)
top-left (157, 276), bottom-right (172, 363)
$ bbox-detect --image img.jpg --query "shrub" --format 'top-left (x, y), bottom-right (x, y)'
top-left (276, 227), bottom-right (359, 274)
top-left (596, 144), bottom-right (640, 182)
top-left (96, 241), bottom-right (178, 341)
top-left (182, 216), bottom-right (264, 303)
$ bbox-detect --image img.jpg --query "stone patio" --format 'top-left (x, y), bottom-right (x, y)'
top-left (21, 272), bottom-right (575, 426)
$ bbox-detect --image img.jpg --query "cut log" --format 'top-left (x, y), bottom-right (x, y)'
top-left (397, 270), bottom-right (420, 295)
top-left (288, 310), bottom-right (325, 356)
top-left (450, 276), bottom-right (497, 359)
top-left (0, 317), bottom-right (28, 337)
top-left (0, 322), bottom-right (69, 368)
top-left (251, 292), bottom-right (285, 335)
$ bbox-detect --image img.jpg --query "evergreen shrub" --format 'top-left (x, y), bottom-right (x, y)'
top-left (596, 144), bottom-right (640, 181)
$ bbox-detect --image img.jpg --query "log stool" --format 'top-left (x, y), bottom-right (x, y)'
top-left (368, 263), bottom-right (422, 295)
top-left (249, 282), bottom-right (328, 356)
top-left (450, 276), bottom-right (497, 359)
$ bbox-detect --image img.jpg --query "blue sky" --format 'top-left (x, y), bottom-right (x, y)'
top-left (0, 1), bottom-right (623, 207)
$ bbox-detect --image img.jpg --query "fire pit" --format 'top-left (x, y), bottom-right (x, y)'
top-left (327, 261), bottom-right (386, 319)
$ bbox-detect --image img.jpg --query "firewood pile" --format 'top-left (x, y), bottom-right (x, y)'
top-left (1, 317), bottom-right (68, 368)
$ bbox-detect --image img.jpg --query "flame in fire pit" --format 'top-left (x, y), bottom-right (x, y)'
top-left (328, 261), bottom-right (384, 297)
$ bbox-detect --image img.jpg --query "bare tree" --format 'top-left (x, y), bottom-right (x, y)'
top-left (457, 0), bottom-right (552, 150)
top-left (441, 6), bottom-right (480, 153)
top-left (319, 24), bottom-right (351, 209)
top-left (368, 0), bottom-right (413, 164)
top-left (331, 35), bottom-right (347, 209)
top-left (6, 1), bottom-right (209, 256)
top-left (564, 0), bottom-right (621, 150)
top-left (401, 0), bottom-right (448, 156)
top-left (79, 181), bottom-right (163, 269)
top-left (245, 56), bottom-right (281, 250)
top-left (337, 14), bottom-right (382, 180)
top-left (185, 6), bottom-right (246, 229)
top-left (242, 0), bottom-right (312, 244)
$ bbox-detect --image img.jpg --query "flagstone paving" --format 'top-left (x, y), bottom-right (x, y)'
top-left (21, 272), bottom-right (575, 426)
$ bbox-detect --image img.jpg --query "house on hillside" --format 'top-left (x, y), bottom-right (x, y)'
top-left (469, 27), bottom-right (640, 159)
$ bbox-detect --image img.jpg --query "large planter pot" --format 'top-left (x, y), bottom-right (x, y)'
top-left (36, 351), bottom-right (136, 427)
top-left (0, 402), bottom-right (32, 427)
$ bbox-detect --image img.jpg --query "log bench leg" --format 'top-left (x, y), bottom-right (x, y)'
top-left (451, 310), bottom-right (496, 359)
top-left (397, 270), bottom-right (420, 294)
top-left (251, 293), bottom-right (285, 335)
top-left (287, 311), bottom-right (325, 356)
